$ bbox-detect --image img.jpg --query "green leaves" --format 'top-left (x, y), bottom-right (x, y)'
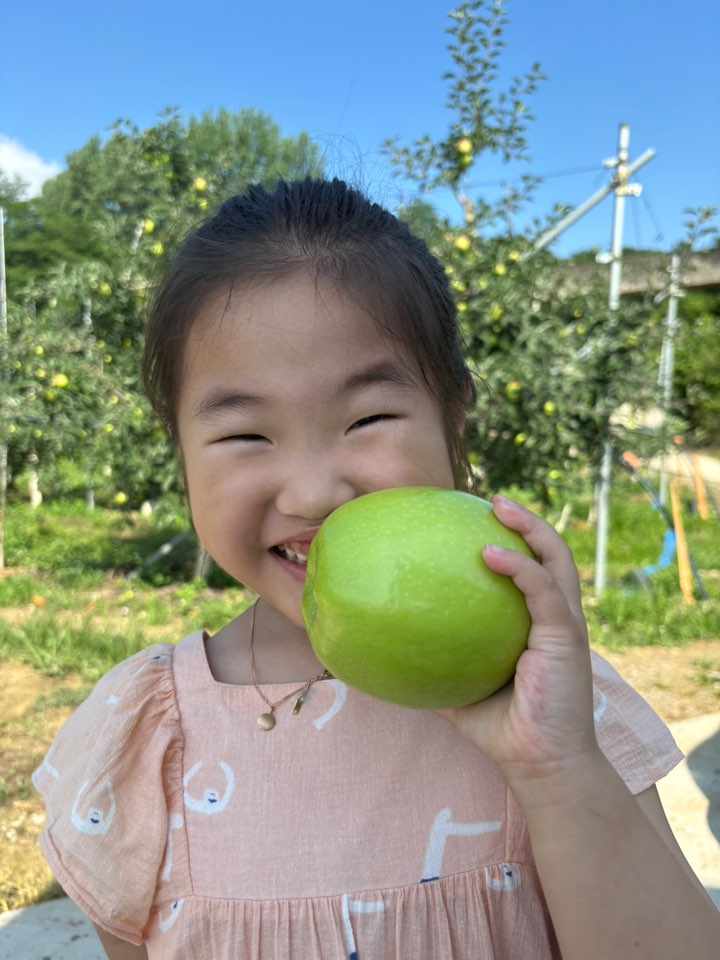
top-left (385, 1), bottom-right (671, 502)
top-left (387, 0), bottom-right (545, 194)
top-left (2, 108), bottom-right (322, 507)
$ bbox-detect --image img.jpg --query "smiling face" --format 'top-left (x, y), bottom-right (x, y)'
top-left (176, 272), bottom-right (460, 630)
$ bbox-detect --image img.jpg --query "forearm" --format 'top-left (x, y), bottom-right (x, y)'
top-left (511, 751), bottom-right (720, 960)
top-left (93, 923), bottom-right (149, 960)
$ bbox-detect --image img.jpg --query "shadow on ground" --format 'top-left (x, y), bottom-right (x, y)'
top-left (686, 723), bottom-right (720, 847)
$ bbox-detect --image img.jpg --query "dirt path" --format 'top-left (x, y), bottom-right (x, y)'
top-left (599, 639), bottom-right (720, 721)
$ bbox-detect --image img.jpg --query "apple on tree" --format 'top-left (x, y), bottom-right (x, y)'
top-left (302, 486), bottom-right (533, 709)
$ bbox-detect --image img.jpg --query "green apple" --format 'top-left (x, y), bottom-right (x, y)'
top-left (302, 486), bottom-right (533, 709)
top-left (504, 380), bottom-right (522, 401)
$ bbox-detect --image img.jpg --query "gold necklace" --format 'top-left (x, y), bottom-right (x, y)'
top-left (249, 601), bottom-right (331, 731)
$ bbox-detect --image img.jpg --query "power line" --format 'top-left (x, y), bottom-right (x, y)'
top-left (641, 190), bottom-right (665, 245)
top-left (466, 163), bottom-right (604, 189)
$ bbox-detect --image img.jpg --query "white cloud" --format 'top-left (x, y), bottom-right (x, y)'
top-left (0, 135), bottom-right (62, 197)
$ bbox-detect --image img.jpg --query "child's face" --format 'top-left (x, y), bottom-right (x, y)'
top-left (176, 272), bottom-right (460, 629)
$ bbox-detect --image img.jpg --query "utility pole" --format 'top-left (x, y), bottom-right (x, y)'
top-left (0, 207), bottom-right (8, 568)
top-left (593, 123), bottom-right (653, 595)
top-left (83, 297), bottom-right (96, 510)
top-left (522, 124), bottom-right (654, 594)
top-left (528, 138), bottom-right (655, 258)
top-left (657, 254), bottom-right (682, 506)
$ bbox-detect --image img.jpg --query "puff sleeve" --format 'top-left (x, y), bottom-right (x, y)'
top-left (591, 650), bottom-right (683, 794)
top-left (33, 645), bottom-right (184, 945)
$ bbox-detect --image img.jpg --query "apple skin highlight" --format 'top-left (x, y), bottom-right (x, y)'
top-left (302, 486), bottom-right (533, 709)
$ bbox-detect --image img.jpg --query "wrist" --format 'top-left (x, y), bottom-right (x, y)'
top-left (503, 747), bottom-right (618, 817)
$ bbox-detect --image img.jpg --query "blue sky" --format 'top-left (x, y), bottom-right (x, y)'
top-left (2, 0), bottom-right (718, 255)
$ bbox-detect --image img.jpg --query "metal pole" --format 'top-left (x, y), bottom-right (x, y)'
top-left (526, 147), bottom-right (655, 259)
top-left (594, 123), bottom-right (629, 596)
top-left (529, 181), bottom-right (614, 256)
top-left (658, 254), bottom-right (681, 506)
top-left (83, 297), bottom-right (96, 510)
top-left (608, 124), bottom-right (630, 311)
top-left (0, 207), bottom-right (8, 568)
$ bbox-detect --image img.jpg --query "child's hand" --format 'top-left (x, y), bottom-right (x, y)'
top-left (437, 494), bottom-right (601, 793)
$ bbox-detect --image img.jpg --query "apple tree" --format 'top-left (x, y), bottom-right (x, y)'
top-left (4, 109), bottom-right (323, 506)
top-left (385, 0), bottom-right (663, 502)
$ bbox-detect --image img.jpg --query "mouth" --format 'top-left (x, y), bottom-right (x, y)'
top-left (271, 542), bottom-right (310, 566)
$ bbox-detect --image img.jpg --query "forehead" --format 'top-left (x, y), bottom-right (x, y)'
top-left (181, 274), bottom-right (416, 386)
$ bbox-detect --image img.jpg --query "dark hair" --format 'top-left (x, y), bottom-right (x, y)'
top-left (142, 177), bottom-right (477, 488)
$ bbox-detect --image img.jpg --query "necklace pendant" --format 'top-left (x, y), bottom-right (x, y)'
top-left (292, 695), bottom-right (305, 715)
top-left (258, 711), bottom-right (276, 731)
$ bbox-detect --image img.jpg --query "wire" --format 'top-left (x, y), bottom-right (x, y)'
top-left (641, 191), bottom-right (665, 245)
top-left (466, 163), bottom-right (604, 189)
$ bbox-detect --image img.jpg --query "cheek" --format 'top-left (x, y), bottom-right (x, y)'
top-left (388, 422), bottom-right (456, 489)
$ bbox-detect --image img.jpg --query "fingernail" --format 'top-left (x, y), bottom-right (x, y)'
top-left (491, 494), bottom-right (517, 508)
top-left (483, 543), bottom-right (508, 556)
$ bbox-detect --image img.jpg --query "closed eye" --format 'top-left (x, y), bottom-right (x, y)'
top-left (216, 433), bottom-right (268, 443)
top-left (349, 414), bottom-right (396, 430)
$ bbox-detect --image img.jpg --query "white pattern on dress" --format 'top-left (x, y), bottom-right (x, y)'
top-left (70, 780), bottom-right (116, 836)
top-left (158, 898), bottom-right (184, 932)
top-left (31, 746), bottom-right (60, 786)
top-left (314, 680), bottom-right (348, 731)
top-left (421, 807), bottom-right (502, 881)
top-left (341, 893), bottom-right (386, 959)
top-left (485, 863), bottom-right (521, 891)
top-left (183, 761), bottom-right (235, 815)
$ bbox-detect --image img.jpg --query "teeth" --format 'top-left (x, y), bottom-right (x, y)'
top-left (276, 545), bottom-right (308, 564)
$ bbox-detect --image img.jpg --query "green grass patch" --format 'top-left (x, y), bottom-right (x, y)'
top-left (0, 615), bottom-right (150, 681)
top-left (30, 685), bottom-right (94, 712)
top-left (502, 475), bottom-right (720, 649)
top-left (584, 578), bottom-right (720, 649)
top-left (0, 485), bottom-right (717, 677)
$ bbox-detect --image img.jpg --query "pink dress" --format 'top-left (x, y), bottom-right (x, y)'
top-left (34, 632), bottom-right (681, 959)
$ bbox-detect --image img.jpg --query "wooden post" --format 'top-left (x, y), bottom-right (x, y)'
top-left (669, 479), bottom-right (694, 604)
top-left (690, 455), bottom-right (710, 520)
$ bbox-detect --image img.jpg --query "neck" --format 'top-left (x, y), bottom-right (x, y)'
top-left (205, 597), bottom-right (325, 685)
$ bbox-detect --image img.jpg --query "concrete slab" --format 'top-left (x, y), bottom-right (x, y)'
top-left (656, 711), bottom-right (720, 909)
top-left (2, 712), bottom-right (718, 957)
top-left (0, 897), bottom-right (101, 959)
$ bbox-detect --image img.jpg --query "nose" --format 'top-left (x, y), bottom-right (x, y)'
top-left (274, 452), bottom-right (358, 522)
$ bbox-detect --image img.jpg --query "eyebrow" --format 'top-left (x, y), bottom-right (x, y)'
top-left (192, 390), bottom-right (264, 422)
top-left (192, 362), bottom-right (416, 422)
top-left (335, 361), bottom-right (417, 399)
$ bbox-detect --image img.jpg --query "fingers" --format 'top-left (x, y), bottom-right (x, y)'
top-left (487, 494), bottom-right (586, 639)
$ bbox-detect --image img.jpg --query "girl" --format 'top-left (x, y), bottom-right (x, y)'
top-left (34, 179), bottom-right (719, 959)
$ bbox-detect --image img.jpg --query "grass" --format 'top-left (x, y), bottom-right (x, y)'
top-left (561, 481), bottom-right (720, 649)
top-left (693, 657), bottom-right (720, 688)
top-left (0, 496), bottom-right (252, 680)
top-left (0, 478), bottom-right (718, 679)
top-left (501, 476), bottom-right (720, 649)
top-left (0, 584), bottom-right (251, 682)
